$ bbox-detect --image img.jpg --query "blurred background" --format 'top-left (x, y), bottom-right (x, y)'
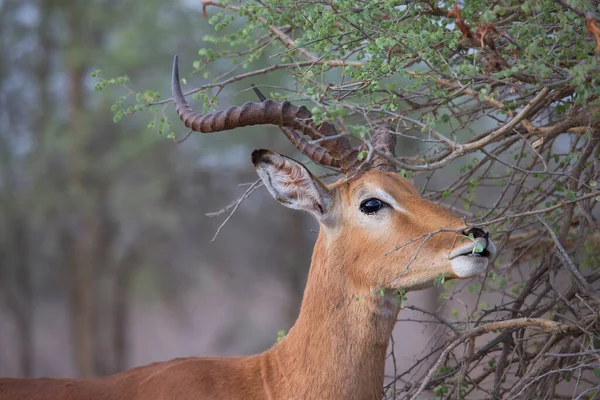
top-left (0, 0), bottom-right (449, 378)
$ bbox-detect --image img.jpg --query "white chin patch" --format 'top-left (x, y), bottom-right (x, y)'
top-left (450, 256), bottom-right (489, 278)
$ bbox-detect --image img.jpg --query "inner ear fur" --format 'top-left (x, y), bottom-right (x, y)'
top-left (252, 149), bottom-right (330, 218)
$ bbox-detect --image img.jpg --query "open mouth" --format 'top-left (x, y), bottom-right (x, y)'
top-left (463, 248), bottom-right (491, 258)
top-left (449, 239), bottom-right (495, 260)
top-left (448, 237), bottom-right (497, 278)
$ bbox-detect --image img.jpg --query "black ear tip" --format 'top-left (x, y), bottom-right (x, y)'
top-left (251, 149), bottom-right (271, 166)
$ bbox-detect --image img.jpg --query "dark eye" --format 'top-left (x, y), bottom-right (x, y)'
top-left (359, 198), bottom-right (385, 215)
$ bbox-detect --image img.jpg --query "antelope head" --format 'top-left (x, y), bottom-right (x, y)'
top-left (172, 55), bottom-right (496, 297)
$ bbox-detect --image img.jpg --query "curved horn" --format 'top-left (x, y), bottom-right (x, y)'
top-left (173, 56), bottom-right (312, 133)
top-left (172, 55), bottom-right (360, 173)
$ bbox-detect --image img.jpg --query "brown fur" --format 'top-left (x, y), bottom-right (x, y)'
top-left (0, 169), bottom-right (478, 400)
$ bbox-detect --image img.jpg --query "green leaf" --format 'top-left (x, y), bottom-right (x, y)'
top-left (473, 242), bottom-right (484, 254)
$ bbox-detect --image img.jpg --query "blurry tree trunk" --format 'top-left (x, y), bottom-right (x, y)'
top-left (0, 166), bottom-right (34, 377)
top-left (0, 5), bottom-right (35, 373)
top-left (62, 0), bottom-right (114, 375)
top-left (66, 58), bottom-right (98, 377)
top-left (61, 0), bottom-right (127, 376)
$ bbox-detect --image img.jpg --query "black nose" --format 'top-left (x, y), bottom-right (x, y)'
top-left (464, 227), bottom-right (488, 239)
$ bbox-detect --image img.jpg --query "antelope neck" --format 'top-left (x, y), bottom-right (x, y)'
top-left (264, 231), bottom-right (399, 399)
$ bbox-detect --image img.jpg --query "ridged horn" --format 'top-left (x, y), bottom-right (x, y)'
top-left (172, 55), bottom-right (362, 174)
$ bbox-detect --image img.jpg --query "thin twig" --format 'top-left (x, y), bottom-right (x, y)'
top-left (208, 179), bottom-right (263, 242)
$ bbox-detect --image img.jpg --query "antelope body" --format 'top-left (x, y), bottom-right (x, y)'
top-left (0, 56), bottom-right (496, 400)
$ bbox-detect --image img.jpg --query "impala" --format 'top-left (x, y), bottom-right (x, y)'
top-left (0, 56), bottom-right (496, 400)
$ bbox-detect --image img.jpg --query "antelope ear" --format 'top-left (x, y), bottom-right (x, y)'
top-left (252, 149), bottom-right (330, 219)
